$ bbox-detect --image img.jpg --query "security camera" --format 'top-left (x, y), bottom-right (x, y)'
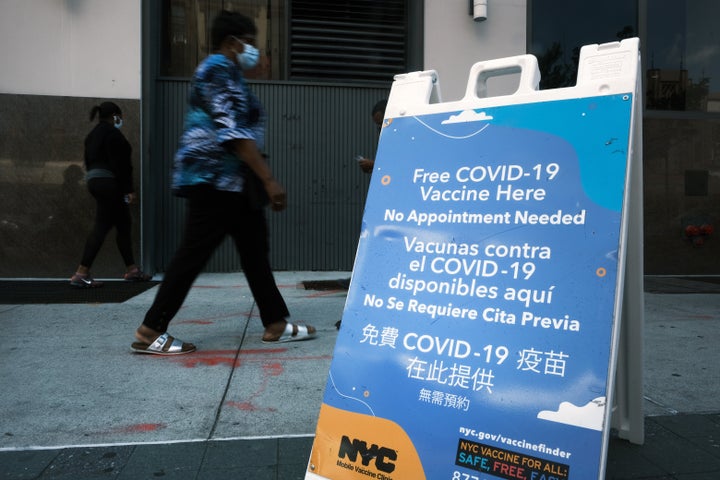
top-left (473, 0), bottom-right (487, 22)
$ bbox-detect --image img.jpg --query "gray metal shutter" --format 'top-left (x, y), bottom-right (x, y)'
top-left (289, 0), bottom-right (408, 84)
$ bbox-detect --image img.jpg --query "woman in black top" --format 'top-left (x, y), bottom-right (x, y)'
top-left (70, 101), bottom-right (149, 287)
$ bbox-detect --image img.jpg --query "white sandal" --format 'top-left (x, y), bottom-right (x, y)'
top-left (131, 332), bottom-right (196, 355)
top-left (262, 322), bottom-right (317, 343)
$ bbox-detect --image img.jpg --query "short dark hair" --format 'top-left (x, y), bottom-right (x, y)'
top-left (211, 10), bottom-right (257, 51)
top-left (372, 99), bottom-right (387, 116)
top-left (89, 101), bottom-right (121, 121)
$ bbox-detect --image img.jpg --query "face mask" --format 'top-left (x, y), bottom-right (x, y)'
top-left (236, 43), bottom-right (260, 70)
top-left (113, 115), bottom-right (123, 129)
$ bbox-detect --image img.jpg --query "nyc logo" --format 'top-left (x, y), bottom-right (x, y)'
top-left (338, 435), bottom-right (398, 473)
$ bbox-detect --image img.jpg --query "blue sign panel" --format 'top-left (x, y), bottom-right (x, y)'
top-left (309, 93), bottom-right (633, 479)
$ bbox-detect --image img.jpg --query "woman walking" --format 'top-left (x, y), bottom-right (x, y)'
top-left (70, 102), bottom-right (150, 288)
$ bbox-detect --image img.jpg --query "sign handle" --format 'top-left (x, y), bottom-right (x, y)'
top-left (463, 54), bottom-right (541, 100)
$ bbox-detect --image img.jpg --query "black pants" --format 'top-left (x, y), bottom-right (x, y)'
top-left (142, 189), bottom-right (289, 332)
top-left (80, 177), bottom-right (134, 268)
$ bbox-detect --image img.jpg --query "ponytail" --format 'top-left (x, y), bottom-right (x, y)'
top-left (89, 101), bottom-right (122, 122)
top-left (89, 105), bottom-right (100, 121)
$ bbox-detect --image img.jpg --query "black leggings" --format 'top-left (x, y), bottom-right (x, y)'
top-left (80, 177), bottom-right (135, 268)
top-left (142, 189), bottom-right (289, 332)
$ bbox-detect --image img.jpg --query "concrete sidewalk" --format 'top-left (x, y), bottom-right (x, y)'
top-left (1, 273), bottom-right (719, 479)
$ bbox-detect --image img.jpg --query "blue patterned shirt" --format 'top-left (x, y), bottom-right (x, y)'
top-left (172, 53), bottom-right (265, 196)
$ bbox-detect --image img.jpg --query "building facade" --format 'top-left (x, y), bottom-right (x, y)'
top-left (1, 0), bottom-right (718, 277)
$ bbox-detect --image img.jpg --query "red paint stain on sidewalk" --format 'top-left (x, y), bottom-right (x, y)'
top-left (264, 362), bottom-right (284, 376)
top-left (164, 348), bottom-right (293, 368)
top-left (226, 401), bottom-right (263, 411)
top-left (116, 423), bottom-right (166, 433)
top-left (171, 350), bottom-right (243, 368)
top-left (224, 361), bottom-right (285, 412)
top-left (244, 348), bottom-right (287, 355)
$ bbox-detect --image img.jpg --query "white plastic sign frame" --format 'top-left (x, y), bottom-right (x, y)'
top-left (307, 38), bottom-right (643, 480)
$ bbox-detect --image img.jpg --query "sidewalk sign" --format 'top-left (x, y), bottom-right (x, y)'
top-left (307, 38), bottom-right (643, 480)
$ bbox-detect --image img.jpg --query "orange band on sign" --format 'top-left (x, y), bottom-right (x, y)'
top-left (307, 403), bottom-right (426, 479)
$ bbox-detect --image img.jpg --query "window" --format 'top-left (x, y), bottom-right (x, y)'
top-left (645, 0), bottom-right (720, 112)
top-left (528, 0), bottom-right (637, 89)
top-left (530, 0), bottom-right (720, 113)
top-left (160, 0), bottom-right (412, 84)
top-left (288, 0), bottom-right (408, 84)
top-left (160, 0), bottom-right (284, 79)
